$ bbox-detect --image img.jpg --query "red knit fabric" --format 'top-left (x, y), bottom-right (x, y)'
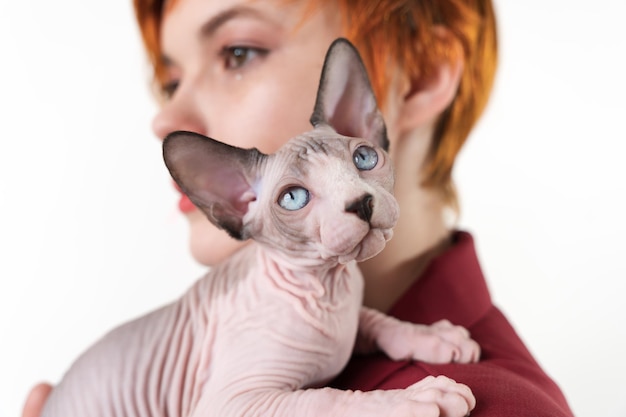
top-left (331, 231), bottom-right (574, 416)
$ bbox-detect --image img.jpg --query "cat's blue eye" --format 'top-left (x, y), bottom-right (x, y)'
top-left (353, 146), bottom-right (378, 171)
top-left (278, 186), bottom-right (310, 211)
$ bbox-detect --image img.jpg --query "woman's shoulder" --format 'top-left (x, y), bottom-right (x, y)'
top-left (389, 230), bottom-right (492, 329)
top-left (331, 230), bottom-right (574, 416)
top-left (332, 344), bottom-right (574, 416)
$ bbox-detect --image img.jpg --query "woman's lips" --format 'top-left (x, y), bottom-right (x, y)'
top-left (174, 182), bottom-right (197, 213)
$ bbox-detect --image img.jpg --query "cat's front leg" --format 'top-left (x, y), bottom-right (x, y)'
top-left (193, 375), bottom-right (474, 417)
top-left (356, 306), bottom-right (480, 363)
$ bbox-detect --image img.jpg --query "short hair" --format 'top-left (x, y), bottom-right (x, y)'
top-left (133, 0), bottom-right (498, 211)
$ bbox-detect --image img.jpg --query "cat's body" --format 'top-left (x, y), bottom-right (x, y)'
top-left (41, 39), bottom-right (478, 417)
top-left (43, 236), bottom-right (364, 416)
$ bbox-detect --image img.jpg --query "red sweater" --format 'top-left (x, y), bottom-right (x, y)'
top-left (331, 231), bottom-right (574, 416)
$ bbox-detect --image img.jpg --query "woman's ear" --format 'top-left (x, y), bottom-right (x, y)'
top-left (396, 29), bottom-right (464, 133)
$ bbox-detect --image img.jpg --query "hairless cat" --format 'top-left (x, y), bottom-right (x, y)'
top-left (41, 38), bottom-right (479, 417)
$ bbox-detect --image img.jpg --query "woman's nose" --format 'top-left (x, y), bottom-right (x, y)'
top-left (151, 90), bottom-right (208, 141)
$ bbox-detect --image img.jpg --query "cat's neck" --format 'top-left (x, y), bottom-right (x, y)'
top-left (252, 244), bottom-right (362, 335)
top-left (254, 244), bottom-right (361, 322)
top-left (257, 245), bottom-right (345, 278)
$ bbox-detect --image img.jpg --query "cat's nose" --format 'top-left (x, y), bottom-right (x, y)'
top-left (345, 194), bottom-right (373, 223)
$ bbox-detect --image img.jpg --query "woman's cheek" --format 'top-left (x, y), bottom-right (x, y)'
top-left (187, 211), bottom-right (248, 266)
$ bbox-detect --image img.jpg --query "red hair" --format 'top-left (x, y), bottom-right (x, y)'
top-left (133, 0), bottom-right (498, 210)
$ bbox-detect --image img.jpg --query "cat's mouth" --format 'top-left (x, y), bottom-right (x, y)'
top-left (318, 196), bottom-right (398, 264)
top-left (329, 226), bottom-right (394, 264)
top-left (349, 228), bottom-right (393, 263)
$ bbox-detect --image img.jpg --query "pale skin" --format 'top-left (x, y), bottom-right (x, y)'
top-left (22, 0), bottom-right (465, 415)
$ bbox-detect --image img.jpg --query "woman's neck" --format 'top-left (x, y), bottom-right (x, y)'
top-left (359, 193), bottom-right (452, 313)
top-left (359, 124), bottom-right (454, 312)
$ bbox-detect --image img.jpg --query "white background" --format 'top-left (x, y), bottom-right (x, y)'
top-left (1, 1), bottom-right (625, 416)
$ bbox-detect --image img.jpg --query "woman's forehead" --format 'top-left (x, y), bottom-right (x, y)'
top-left (165, 0), bottom-right (278, 14)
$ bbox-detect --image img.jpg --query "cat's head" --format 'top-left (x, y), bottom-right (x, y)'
top-left (163, 38), bottom-right (399, 265)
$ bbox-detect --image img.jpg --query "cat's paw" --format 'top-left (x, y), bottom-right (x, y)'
top-left (395, 375), bottom-right (475, 417)
top-left (379, 319), bottom-right (480, 364)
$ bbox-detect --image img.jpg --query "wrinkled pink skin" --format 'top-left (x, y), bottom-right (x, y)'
top-left (42, 128), bottom-right (478, 417)
top-left (41, 39), bottom-right (479, 417)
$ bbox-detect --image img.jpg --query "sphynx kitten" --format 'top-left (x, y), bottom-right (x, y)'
top-left (41, 39), bottom-right (479, 417)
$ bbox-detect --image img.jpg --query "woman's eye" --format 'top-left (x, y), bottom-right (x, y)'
top-left (221, 46), bottom-right (267, 70)
top-left (161, 80), bottom-right (180, 100)
top-left (353, 146), bottom-right (378, 171)
top-left (278, 187), bottom-right (310, 211)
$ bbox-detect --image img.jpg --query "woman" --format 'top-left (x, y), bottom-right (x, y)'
top-left (23, 0), bottom-right (574, 415)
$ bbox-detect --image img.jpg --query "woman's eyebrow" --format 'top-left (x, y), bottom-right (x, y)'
top-left (160, 5), bottom-right (276, 68)
top-left (199, 5), bottom-right (272, 39)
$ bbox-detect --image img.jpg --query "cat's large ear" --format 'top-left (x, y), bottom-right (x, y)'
top-left (310, 38), bottom-right (388, 151)
top-left (163, 131), bottom-right (265, 240)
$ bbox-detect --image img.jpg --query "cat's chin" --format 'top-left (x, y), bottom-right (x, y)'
top-left (337, 228), bottom-right (392, 264)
